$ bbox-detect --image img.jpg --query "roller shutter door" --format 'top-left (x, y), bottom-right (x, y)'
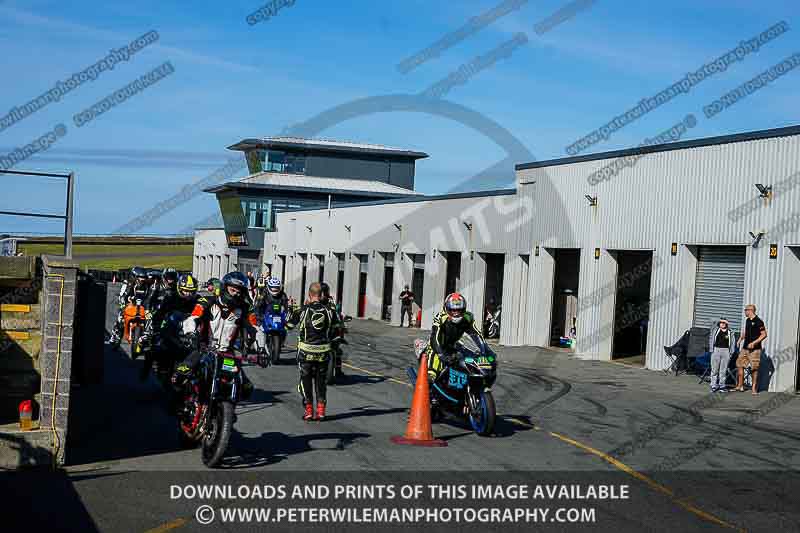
top-left (693, 246), bottom-right (746, 331)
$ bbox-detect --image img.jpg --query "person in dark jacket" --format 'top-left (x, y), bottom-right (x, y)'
top-left (287, 282), bottom-right (341, 420)
top-left (708, 318), bottom-right (735, 392)
top-left (399, 285), bottom-right (415, 327)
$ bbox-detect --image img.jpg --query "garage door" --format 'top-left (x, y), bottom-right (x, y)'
top-left (693, 246), bottom-right (746, 331)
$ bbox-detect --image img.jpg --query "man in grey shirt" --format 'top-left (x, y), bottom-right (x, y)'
top-left (708, 318), bottom-right (735, 392)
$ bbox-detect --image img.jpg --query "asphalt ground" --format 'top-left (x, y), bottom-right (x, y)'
top-left (2, 301), bottom-right (799, 532)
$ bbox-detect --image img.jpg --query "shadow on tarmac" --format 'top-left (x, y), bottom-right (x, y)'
top-left (222, 431), bottom-right (370, 469)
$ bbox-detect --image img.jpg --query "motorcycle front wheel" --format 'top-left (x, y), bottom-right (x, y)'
top-left (270, 336), bottom-right (281, 365)
top-left (326, 356), bottom-right (336, 385)
top-left (201, 400), bottom-right (234, 467)
top-left (468, 390), bottom-right (496, 436)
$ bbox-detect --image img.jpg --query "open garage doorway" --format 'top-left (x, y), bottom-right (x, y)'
top-left (612, 251), bottom-right (654, 361)
top-left (411, 253), bottom-right (425, 327)
top-left (316, 254), bottom-right (326, 284)
top-left (335, 253), bottom-right (345, 305)
top-left (356, 254), bottom-right (368, 318)
top-left (444, 252), bottom-right (462, 296)
top-left (381, 252), bottom-right (394, 320)
top-left (299, 253), bottom-right (308, 299)
top-left (482, 253), bottom-right (505, 338)
top-left (550, 249), bottom-right (580, 347)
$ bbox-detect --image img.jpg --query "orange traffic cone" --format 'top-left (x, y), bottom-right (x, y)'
top-left (390, 353), bottom-right (447, 447)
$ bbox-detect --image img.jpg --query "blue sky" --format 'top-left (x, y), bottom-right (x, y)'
top-left (1, 0), bottom-right (798, 235)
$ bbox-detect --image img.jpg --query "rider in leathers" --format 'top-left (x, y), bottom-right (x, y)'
top-left (254, 277), bottom-right (290, 354)
top-left (287, 282), bottom-right (341, 421)
top-left (139, 273), bottom-right (198, 381)
top-left (320, 282), bottom-right (345, 378)
top-left (426, 292), bottom-right (488, 383)
top-left (173, 272), bottom-right (254, 399)
top-left (109, 266), bottom-right (150, 346)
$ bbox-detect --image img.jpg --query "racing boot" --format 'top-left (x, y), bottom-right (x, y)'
top-left (303, 403), bottom-right (314, 421)
top-left (316, 402), bottom-right (326, 421)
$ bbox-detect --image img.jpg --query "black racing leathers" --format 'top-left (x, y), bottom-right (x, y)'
top-left (287, 300), bottom-right (341, 405)
top-left (427, 310), bottom-right (487, 381)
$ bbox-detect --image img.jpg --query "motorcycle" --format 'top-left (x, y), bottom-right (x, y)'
top-left (408, 339), bottom-right (498, 436)
top-left (123, 297), bottom-right (147, 359)
top-left (176, 346), bottom-right (243, 468)
top-left (326, 315), bottom-right (353, 385)
top-left (261, 304), bottom-right (288, 365)
top-left (138, 311), bottom-right (189, 390)
top-left (485, 305), bottom-right (502, 339)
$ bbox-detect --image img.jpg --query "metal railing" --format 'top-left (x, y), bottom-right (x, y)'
top-left (0, 169), bottom-right (74, 258)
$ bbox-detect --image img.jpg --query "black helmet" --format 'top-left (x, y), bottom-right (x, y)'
top-left (163, 267), bottom-right (178, 287)
top-left (146, 269), bottom-right (162, 283)
top-left (131, 266), bottom-right (148, 281)
top-left (320, 282), bottom-right (331, 299)
top-left (220, 271), bottom-right (249, 307)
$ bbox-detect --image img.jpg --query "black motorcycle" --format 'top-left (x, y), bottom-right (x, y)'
top-left (326, 315), bottom-right (352, 385)
top-left (408, 339), bottom-right (498, 436)
top-left (138, 311), bottom-right (188, 389)
top-left (176, 347), bottom-right (242, 468)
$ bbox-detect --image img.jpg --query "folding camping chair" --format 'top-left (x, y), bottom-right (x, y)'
top-left (663, 329), bottom-right (690, 376)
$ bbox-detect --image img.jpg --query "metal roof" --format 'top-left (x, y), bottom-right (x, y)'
top-left (281, 188), bottom-right (517, 213)
top-left (227, 136), bottom-right (428, 159)
top-left (516, 124), bottom-right (800, 170)
top-left (205, 171), bottom-right (424, 198)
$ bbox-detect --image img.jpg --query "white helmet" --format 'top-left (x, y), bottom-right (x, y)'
top-left (267, 277), bottom-right (282, 295)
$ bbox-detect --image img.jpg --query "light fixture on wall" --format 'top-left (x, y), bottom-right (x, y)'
top-left (394, 223), bottom-right (402, 231)
top-left (372, 250), bottom-right (376, 258)
top-left (670, 243), bottom-right (678, 256)
top-left (594, 248), bottom-right (601, 260)
top-left (392, 242), bottom-right (399, 252)
top-left (749, 230), bottom-right (765, 248)
top-left (534, 245), bottom-right (540, 256)
top-left (585, 195), bottom-right (598, 207)
top-left (470, 250), bottom-right (474, 260)
top-left (344, 225), bottom-right (352, 232)
top-left (306, 226), bottom-right (312, 232)
top-left (463, 221), bottom-right (473, 231)
top-left (755, 183), bottom-right (773, 199)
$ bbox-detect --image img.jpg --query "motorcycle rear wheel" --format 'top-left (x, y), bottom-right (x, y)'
top-left (201, 400), bottom-right (234, 467)
top-left (326, 356), bottom-right (336, 385)
top-left (468, 390), bottom-right (496, 436)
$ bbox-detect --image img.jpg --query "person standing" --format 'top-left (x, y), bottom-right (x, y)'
top-left (399, 285), bottom-right (415, 327)
top-left (708, 318), bottom-right (735, 392)
top-left (736, 304), bottom-right (767, 395)
top-left (287, 282), bottom-right (341, 420)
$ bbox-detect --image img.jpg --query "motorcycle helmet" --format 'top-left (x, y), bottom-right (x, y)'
top-left (177, 274), bottom-right (198, 300)
top-left (146, 269), bottom-right (162, 286)
top-left (267, 276), bottom-right (282, 296)
top-left (163, 267), bottom-right (178, 289)
top-left (221, 271), bottom-right (250, 307)
top-left (320, 282), bottom-right (331, 300)
top-left (206, 277), bottom-right (221, 296)
top-left (444, 292), bottom-right (467, 323)
top-left (131, 266), bottom-right (148, 284)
